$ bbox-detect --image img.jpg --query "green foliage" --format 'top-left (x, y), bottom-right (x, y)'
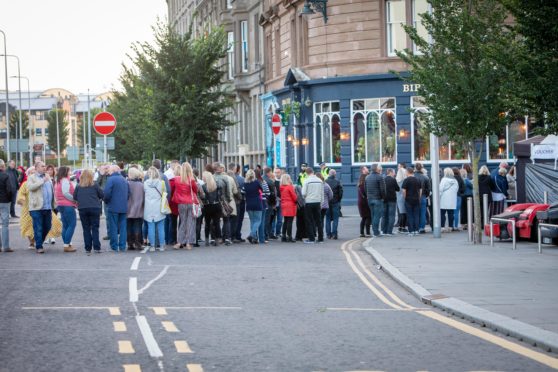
top-left (9, 111), bottom-right (30, 138)
top-left (113, 22), bottom-right (234, 161)
top-left (46, 109), bottom-right (69, 154)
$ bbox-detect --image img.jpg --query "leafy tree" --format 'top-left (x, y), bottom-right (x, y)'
top-left (116, 22), bottom-right (234, 160)
top-left (9, 111), bottom-right (30, 139)
top-left (397, 0), bottom-right (514, 243)
top-left (46, 109), bottom-right (69, 155)
top-left (501, 0), bottom-right (558, 134)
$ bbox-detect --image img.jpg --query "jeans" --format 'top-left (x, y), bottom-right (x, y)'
top-left (247, 210), bottom-right (263, 241)
top-left (258, 210), bottom-right (266, 243)
top-left (265, 207), bottom-right (274, 239)
top-left (164, 214), bottom-right (174, 245)
top-left (453, 196), bottom-right (462, 228)
top-left (272, 205), bottom-right (283, 236)
top-left (234, 200), bottom-right (245, 240)
top-left (107, 211), bottom-right (127, 251)
top-left (325, 202), bottom-right (340, 238)
top-left (58, 206), bottom-right (77, 245)
top-left (0, 203), bottom-right (9, 249)
top-left (441, 209), bottom-right (455, 228)
top-left (221, 216), bottom-right (231, 241)
top-left (382, 201), bottom-right (397, 234)
top-left (405, 201), bottom-right (420, 233)
top-left (127, 218), bottom-right (143, 249)
top-left (10, 192), bottom-right (17, 216)
top-left (79, 208), bottom-right (101, 251)
top-left (304, 202), bottom-right (322, 242)
top-left (147, 219), bottom-right (165, 247)
top-left (30, 209), bottom-right (52, 249)
top-left (368, 199), bottom-right (384, 236)
top-left (419, 196), bottom-right (427, 231)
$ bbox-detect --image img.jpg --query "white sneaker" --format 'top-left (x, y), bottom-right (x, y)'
top-left (155, 247), bottom-right (165, 252)
top-left (149, 246), bottom-right (155, 252)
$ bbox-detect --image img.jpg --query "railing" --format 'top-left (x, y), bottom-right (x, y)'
top-left (490, 217), bottom-right (516, 250)
top-left (537, 223), bottom-right (558, 254)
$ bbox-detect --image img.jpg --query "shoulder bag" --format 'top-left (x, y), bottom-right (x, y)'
top-left (190, 180), bottom-right (202, 218)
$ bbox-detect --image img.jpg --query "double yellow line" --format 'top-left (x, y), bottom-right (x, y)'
top-left (341, 239), bottom-right (558, 370)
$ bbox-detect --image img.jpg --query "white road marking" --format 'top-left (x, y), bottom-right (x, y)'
top-left (129, 277), bottom-right (138, 303)
top-left (152, 306), bottom-right (242, 311)
top-left (22, 306), bottom-right (120, 316)
top-left (136, 315), bottom-right (164, 358)
top-left (130, 257), bottom-right (142, 271)
top-left (137, 266), bottom-right (169, 296)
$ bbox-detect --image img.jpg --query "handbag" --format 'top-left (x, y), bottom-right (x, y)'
top-left (160, 181), bottom-right (171, 215)
top-left (220, 198), bottom-right (233, 217)
top-left (190, 181), bottom-right (202, 218)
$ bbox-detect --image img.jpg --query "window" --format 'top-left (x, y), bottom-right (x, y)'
top-left (227, 31), bottom-right (235, 80)
top-left (226, 0), bottom-right (233, 9)
top-left (36, 128), bottom-right (42, 136)
top-left (412, 0), bottom-right (430, 54)
top-left (411, 96), bottom-right (430, 161)
top-left (487, 117), bottom-right (528, 161)
top-left (240, 21), bottom-right (248, 72)
top-left (35, 111), bottom-right (45, 120)
top-left (386, 0), bottom-right (407, 56)
top-left (45, 128), bottom-right (49, 136)
top-left (314, 101), bottom-right (341, 165)
top-left (351, 98), bottom-right (397, 163)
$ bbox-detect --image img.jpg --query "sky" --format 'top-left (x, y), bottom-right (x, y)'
top-left (0, 0), bottom-right (168, 95)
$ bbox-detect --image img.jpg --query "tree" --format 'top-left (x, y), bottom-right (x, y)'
top-left (46, 109), bottom-right (69, 155)
top-left (116, 22), bottom-right (234, 160)
top-left (397, 0), bottom-right (514, 243)
top-left (501, 0), bottom-right (558, 134)
top-left (9, 111), bottom-right (30, 139)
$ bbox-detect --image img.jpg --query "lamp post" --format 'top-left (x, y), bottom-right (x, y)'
top-left (17, 76), bottom-right (32, 166)
top-left (4, 54), bottom-right (23, 167)
top-left (0, 30), bottom-right (10, 161)
top-left (53, 94), bottom-right (62, 168)
top-left (87, 89), bottom-right (92, 168)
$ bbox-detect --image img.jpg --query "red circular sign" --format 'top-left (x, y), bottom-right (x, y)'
top-left (93, 112), bottom-right (117, 136)
top-left (272, 114), bottom-right (281, 135)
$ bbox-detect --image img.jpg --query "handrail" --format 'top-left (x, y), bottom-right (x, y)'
top-left (537, 222), bottom-right (558, 254)
top-left (490, 217), bottom-right (516, 250)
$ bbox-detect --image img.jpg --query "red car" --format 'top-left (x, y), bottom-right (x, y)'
top-left (484, 203), bottom-right (549, 241)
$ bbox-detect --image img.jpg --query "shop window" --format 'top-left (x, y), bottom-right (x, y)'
top-left (314, 101), bottom-right (341, 165)
top-left (487, 117), bottom-right (528, 161)
top-left (351, 98), bottom-right (397, 164)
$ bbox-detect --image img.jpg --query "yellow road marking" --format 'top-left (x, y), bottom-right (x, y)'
top-left (418, 310), bottom-right (558, 370)
top-left (109, 307), bottom-right (121, 315)
top-left (123, 365), bottom-right (141, 372)
top-left (175, 340), bottom-right (193, 353)
top-left (162, 321), bottom-right (179, 332)
top-left (152, 307), bottom-right (167, 315)
top-left (187, 364), bottom-right (203, 372)
top-left (118, 340), bottom-right (135, 354)
top-left (113, 321), bottom-right (127, 332)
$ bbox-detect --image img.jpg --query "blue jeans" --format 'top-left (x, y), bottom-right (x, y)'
top-left (453, 196), bottom-right (462, 228)
top-left (79, 208), bottom-right (101, 251)
top-left (326, 202), bottom-right (340, 237)
top-left (147, 219), bottom-right (165, 247)
top-left (58, 206), bottom-right (77, 245)
top-left (368, 199), bottom-right (384, 236)
top-left (0, 203), bottom-right (9, 250)
top-left (405, 201), bottom-right (420, 233)
top-left (235, 200), bottom-right (245, 240)
top-left (264, 208), bottom-right (274, 239)
top-left (164, 214), bottom-right (174, 244)
top-left (272, 205), bottom-right (283, 236)
top-left (247, 210), bottom-right (263, 241)
top-left (441, 209), bottom-right (455, 228)
top-left (419, 196), bottom-right (427, 231)
top-left (30, 209), bottom-right (52, 249)
top-left (107, 211), bottom-right (127, 251)
top-left (258, 210), bottom-right (266, 243)
top-left (382, 201), bottom-right (397, 234)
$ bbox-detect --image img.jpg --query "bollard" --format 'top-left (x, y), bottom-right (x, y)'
top-left (483, 193), bottom-right (489, 226)
top-left (544, 191), bottom-right (548, 205)
top-left (467, 197), bottom-right (473, 242)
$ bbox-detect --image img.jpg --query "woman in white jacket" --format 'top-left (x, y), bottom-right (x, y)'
top-left (144, 166), bottom-right (166, 251)
top-left (439, 167), bottom-right (459, 232)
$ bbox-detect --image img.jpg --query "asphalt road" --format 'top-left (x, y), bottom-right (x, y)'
top-left (0, 215), bottom-right (557, 372)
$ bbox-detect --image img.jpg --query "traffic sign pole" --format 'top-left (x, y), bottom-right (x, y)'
top-left (104, 135), bottom-right (107, 163)
top-left (271, 113), bottom-right (281, 169)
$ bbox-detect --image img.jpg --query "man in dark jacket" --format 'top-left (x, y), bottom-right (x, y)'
top-left (325, 169), bottom-right (343, 239)
top-left (104, 165), bottom-right (130, 252)
top-left (365, 164), bottom-right (386, 237)
top-left (0, 160), bottom-right (14, 251)
top-left (263, 167), bottom-right (277, 239)
top-left (382, 168), bottom-right (399, 235)
top-left (7, 160), bottom-right (19, 218)
top-left (414, 163), bottom-right (431, 233)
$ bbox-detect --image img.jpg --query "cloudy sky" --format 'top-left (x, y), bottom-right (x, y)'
top-left (0, 0), bottom-right (167, 95)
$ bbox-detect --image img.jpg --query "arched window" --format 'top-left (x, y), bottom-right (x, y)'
top-left (353, 113), bottom-right (365, 162)
top-left (381, 111), bottom-right (396, 162)
top-left (314, 101), bottom-right (341, 165)
top-left (315, 115), bottom-right (322, 164)
top-left (367, 112), bottom-right (380, 162)
top-left (323, 115), bottom-right (331, 163)
top-left (332, 114), bottom-right (341, 163)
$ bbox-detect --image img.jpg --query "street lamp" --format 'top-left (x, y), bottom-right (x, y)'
top-left (0, 30), bottom-right (10, 161)
top-left (14, 75), bottom-right (32, 166)
top-left (52, 94), bottom-right (62, 168)
top-left (3, 54), bottom-right (23, 167)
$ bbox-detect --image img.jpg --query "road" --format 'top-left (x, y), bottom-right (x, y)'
top-left (0, 215), bottom-right (557, 371)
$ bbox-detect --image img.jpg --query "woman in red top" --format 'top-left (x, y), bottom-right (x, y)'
top-left (168, 164), bottom-right (181, 249)
top-left (279, 174), bottom-right (297, 242)
top-left (172, 162), bottom-right (199, 250)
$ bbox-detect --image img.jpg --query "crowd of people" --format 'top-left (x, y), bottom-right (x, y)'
top-left (357, 161), bottom-right (516, 237)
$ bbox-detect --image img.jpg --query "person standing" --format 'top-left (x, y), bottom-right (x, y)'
top-left (0, 160), bottom-right (14, 252)
top-left (104, 165), bottom-right (129, 252)
top-left (491, 167), bottom-right (509, 216)
top-left (143, 167), bottom-right (166, 252)
top-left (302, 168), bottom-right (323, 244)
top-left (73, 169), bottom-right (104, 254)
top-left (173, 162), bottom-right (199, 250)
top-left (55, 166), bottom-right (77, 252)
top-left (401, 167), bottom-right (422, 236)
top-left (395, 167), bottom-right (408, 234)
top-left (272, 168), bottom-right (283, 239)
top-left (169, 165), bottom-right (182, 248)
top-left (279, 174), bottom-right (297, 242)
top-left (127, 167), bottom-right (145, 250)
top-left (215, 163), bottom-right (237, 245)
top-left (507, 166), bottom-right (516, 202)
top-left (382, 168), bottom-right (399, 236)
top-left (229, 163), bottom-right (246, 242)
top-left (96, 165), bottom-right (110, 241)
top-left (414, 163), bottom-right (430, 234)
top-left (325, 169), bottom-right (343, 239)
top-left (317, 173), bottom-right (333, 243)
top-left (478, 165), bottom-right (495, 224)
top-left (7, 160), bottom-right (19, 218)
top-left (296, 163), bottom-right (308, 186)
top-left (241, 169), bottom-right (263, 244)
top-left (27, 161), bottom-right (55, 254)
top-left (357, 173), bottom-right (371, 237)
top-left (319, 162), bottom-right (330, 179)
top-left (460, 168), bottom-right (474, 228)
top-left (439, 167), bottom-right (459, 232)
top-left (365, 164), bottom-right (386, 237)
top-left (262, 167), bottom-right (277, 240)
top-left (255, 169), bottom-right (270, 244)
top-left (452, 167), bottom-right (465, 231)
top-left (201, 171), bottom-right (221, 246)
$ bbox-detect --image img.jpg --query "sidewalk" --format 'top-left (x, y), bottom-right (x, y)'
top-left (364, 228), bottom-right (558, 351)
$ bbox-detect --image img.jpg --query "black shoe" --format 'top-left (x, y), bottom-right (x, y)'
top-left (281, 237), bottom-right (287, 242)
top-left (103, 236), bottom-right (110, 240)
top-left (359, 234), bottom-right (365, 238)
top-left (193, 243), bottom-right (200, 247)
top-left (333, 235), bottom-right (338, 240)
top-left (10, 215), bottom-right (19, 218)
top-left (269, 235), bottom-right (278, 240)
top-left (247, 236), bottom-right (253, 244)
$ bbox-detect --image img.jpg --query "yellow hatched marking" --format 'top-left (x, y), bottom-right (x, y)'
top-left (187, 364), bottom-right (203, 372)
top-left (175, 340), bottom-right (193, 353)
top-left (152, 307), bottom-right (167, 315)
top-left (162, 321), bottom-right (179, 332)
top-left (113, 321), bottom-right (127, 332)
top-left (109, 307), bottom-right (121, 316)
top-left (118, 340), bottom-right (135, 354)
top-left (123, 365), bottom-right (141, 372)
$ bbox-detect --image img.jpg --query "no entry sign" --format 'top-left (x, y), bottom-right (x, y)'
top-left (272, 114), bottom-right (281, 135)
top-left (93, 112), bottom-right (117, 136)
